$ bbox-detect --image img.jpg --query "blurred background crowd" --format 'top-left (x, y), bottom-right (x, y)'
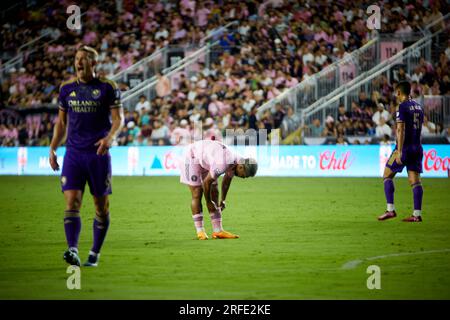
top-left (0, 0), bottom-right (448, 147)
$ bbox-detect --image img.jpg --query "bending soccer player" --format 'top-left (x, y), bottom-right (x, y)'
top-left (378, 81), bottom-right (424, 222)
top-left (49, 46), bottom-right (124, 266)
top-left (180, 139), bottom-right (258, 239)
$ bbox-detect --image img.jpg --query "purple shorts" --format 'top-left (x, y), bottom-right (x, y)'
top-left (385, 145), bottom-right (423, 174)
top-left (61, 149), bottom-right (112, 196)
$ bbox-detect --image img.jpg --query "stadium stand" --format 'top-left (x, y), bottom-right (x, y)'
top-left (0, 0), bottom-right (449, 147)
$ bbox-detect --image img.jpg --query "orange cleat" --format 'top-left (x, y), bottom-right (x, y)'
top-left (197, 231), bottom-right (209, 240)
top-left (212, 230), bottom-right (240, 239)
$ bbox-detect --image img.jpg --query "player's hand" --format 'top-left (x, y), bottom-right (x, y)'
top-left (209, 201), bottom-right (221, 213)
top-left (395, 151), bottom-right (403, 165)
top-left (49, 149), bottom-right (59, 171)
top-left (95, 137), bottom-right (112, 156)
top-left (219, 200), bottom-right (226, 212)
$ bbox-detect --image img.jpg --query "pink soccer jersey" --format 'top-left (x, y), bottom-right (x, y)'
top-left (190, 140), bottom-right (241, 179)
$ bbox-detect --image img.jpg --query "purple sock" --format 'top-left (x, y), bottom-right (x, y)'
top-left (384, 178), bottom-right (395, 207)
top-left (412, 183), bottom-right (423, 210)
top-left (91, 214), bottom-right (110, 254)
top-left (64, 210), bottom-right (81, 249)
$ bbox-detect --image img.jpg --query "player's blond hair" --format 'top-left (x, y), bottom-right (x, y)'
top-left (77, 45), bottom-right (99, 62)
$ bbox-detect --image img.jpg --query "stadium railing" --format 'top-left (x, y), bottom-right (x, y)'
top-left (0, 30), bottom-right (55, 81)
top-left (112, 21), bottom-right (238, 91)
top-left (255, 36), bottom-right (380, 118)
top-left (301, 21), bottom-right (450, 134)
top-left (256, 13), bottom-right (450, 121)
top-left (0, 11), bottom-right (88, 82)
top-left (121, 39), bottom-right (226, 110)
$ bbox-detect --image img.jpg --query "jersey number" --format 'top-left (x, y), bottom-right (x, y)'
top-left (413, 113), bottom-right (420, 130)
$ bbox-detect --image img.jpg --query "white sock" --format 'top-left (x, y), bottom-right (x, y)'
top-left (69, 247), bottom-right (78, 253)
top-left (89, 251), bottom-right (99, 257)
top-left (192, 213), bottom-right (205, 232)
top-left (413, 210), bottom-right (422, 217)
top-left (387, 203), bottom-right (395, 212)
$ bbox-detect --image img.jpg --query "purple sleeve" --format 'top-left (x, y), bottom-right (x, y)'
top-left (396, 104), bottom-right (406, 122)
top-left (106, 81), bottom-right (122, 109)
top-left (58, 85), bottom-right (69, 111)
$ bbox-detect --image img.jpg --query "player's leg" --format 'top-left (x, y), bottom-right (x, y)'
top-left (209, 181), bottom-right (223, 232)
top-left (180, 153), bottom-right (208, 240)
top-left (189, 185), bottom-right (208, 240)
top-left (402, 171), bottom-right (423, 222)
top-left (378, 149), bottom-right (402, 221)
top-left (84, 195), bottom-right (110, 266)
top-left (208, 178), bottom-right (239, 239)
top-left (62, 190), bottom-right (83, 266)
top-left (61, 149), bottom-right (87, 266)
top-left (84, 153), bottom-right (112, 266)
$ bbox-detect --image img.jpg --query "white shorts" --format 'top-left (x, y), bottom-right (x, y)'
top-left (179, 146), bottom-right (207, 187)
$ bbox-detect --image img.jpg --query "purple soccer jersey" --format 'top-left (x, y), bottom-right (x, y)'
top-left (59, 77), bottom-right (121, 196)
top-left (396, 98), bottom-right (424, 148)
top-left (59, 77), bottom-right (122, 152)
top-left (386, 98), bottom-right (424, 173)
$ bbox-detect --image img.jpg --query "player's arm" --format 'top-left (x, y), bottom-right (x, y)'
top-left (96, 107), bottom-right (125, 155)
top-left (203, 173), bottom-right (219, 213)
top-left (395, 106), bottom-right (406, 164)
top-left (220, 170), bottom-right (234, 211)
top-left (49, 109), bottom-right (67, 171)
top-left (96, 82), bottom-right (125, 155)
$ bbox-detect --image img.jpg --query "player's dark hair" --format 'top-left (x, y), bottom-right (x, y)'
top-left (396, 81), bottom-right (411, 96)
top-left (243, 158), bottom-right (258, 178)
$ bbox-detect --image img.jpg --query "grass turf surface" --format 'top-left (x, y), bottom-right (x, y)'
top-left (0, 176), bottom-right (449, 299)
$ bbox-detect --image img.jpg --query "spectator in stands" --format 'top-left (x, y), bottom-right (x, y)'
top-left (410, 66), bottom-right (424, 83)
top-left (135, 95), bottom-right (151, 115)
top-left (422, 116), bottom-right (437, 136)
top-left (306, 119), bottom-right (324, 137)
top-left (208, 94), bottom-right (224, 117)
top-left (323, 116), bottom-right (337, 137)
top-left (127, 121), bottom-right (141, 139)
top-left (155, 72), bottom-right (171, 98)
top-left (170, 119), bottom-right (191, 145)
top-left (281, 106), bottom-right (300, 139)
top-left (358, 91), bottom-right (375, 110)
top-left (117, 126), bottom-right (130, 146)
top-left (379, 134), bottom-right (392, 145)
top-left (440, 75), bottom-right (450, 95)
top-left (150, 119), bottom-right (170, 145)
top-left (355, 120), bottom-right (368, 136)
top-left (204, 118), bottom-right (223, 141)
top-left (336, 104), bottom-right (349, 123)
top-left (372, 103), bottom-right (391, 126)
top-left (395, 20), bottom-right (413, 35)
top-left (272, 103), bottom-right (286, 129)
top-left (133, 134), bottom-right (148, 146)
top-left (394, 66), bottom-right (411, 82)
top-left (336, 135), bottom-right (348, 145)
top-left (365, 121), bottom-right (376, 136)
top-left (375, 118), bottom-right (392, 138)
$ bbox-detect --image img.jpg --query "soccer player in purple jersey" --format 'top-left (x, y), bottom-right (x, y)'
top-left (49, 46), bottom-right (124, 266)
top-left (378, 81), bottom-right (424, 222)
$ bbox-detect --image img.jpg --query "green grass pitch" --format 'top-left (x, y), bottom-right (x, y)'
top-left (0, 176), bottom-right (449, 299)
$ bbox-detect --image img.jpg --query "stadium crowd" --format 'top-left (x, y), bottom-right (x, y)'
top-left (0, 0), bottom-right (449, 147)
top-left (304, 52), bottom-right (450, 144)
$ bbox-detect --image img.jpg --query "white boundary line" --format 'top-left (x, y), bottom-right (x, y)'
top-left (341, 249), bottom-right (450, 270)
